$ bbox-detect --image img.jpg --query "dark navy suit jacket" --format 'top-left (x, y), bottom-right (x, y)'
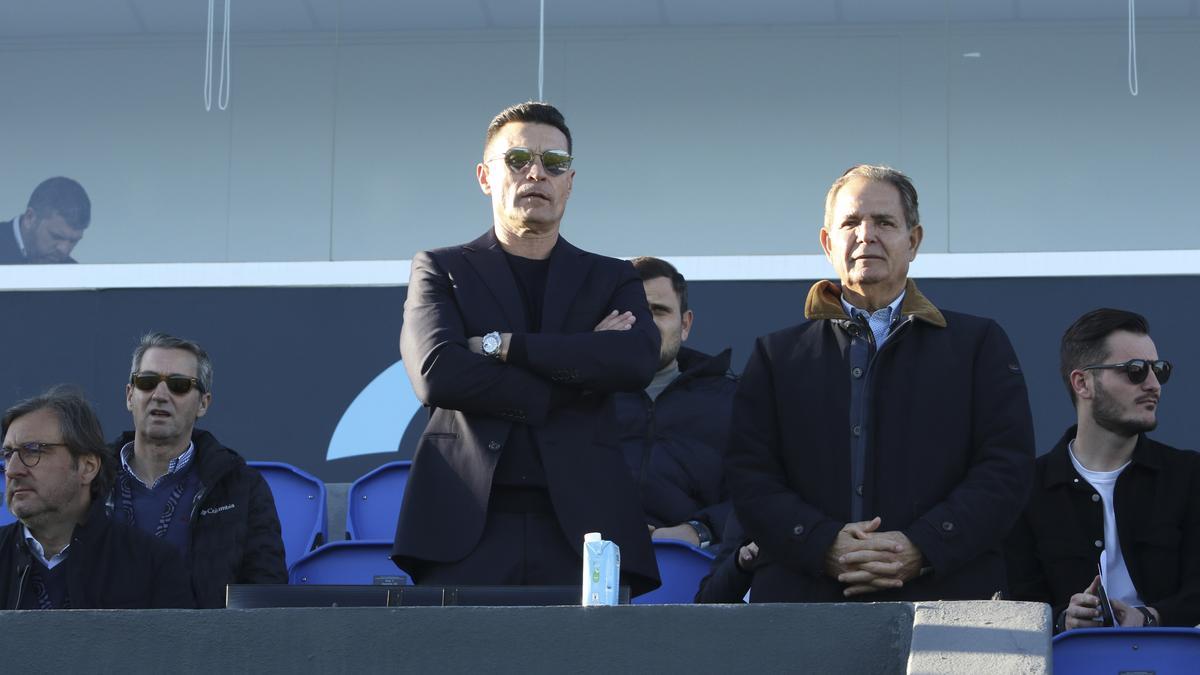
top-left (392, 228), bottom-right (662, 595)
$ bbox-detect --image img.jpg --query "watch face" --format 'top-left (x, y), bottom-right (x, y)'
top-left (482, 333), bottom-right (501, 354)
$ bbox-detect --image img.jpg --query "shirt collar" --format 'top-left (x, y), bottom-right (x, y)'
top-left (12, 216), bottom-right (27, 259)
top-left (840, 290), bottom-right (906, 324)
top-left (23, 525), bottom-right (70, 569)
top-left (120, 440), bottom-right (196, 489)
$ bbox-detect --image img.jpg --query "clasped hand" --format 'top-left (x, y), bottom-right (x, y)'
top-left (823, 516), bottom-right (924, 598)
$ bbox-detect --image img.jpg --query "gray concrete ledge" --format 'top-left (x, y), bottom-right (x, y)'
top-left (0, 601), bottom-right (1049, 674)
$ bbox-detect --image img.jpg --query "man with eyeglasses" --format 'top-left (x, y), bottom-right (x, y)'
top-left (393, 101), bottom-right (662, 595)
top-left (1006, 308), bottom-right (1200, 631)
top-left (0, 387), bottom-right (193, 609)
top-left (726, 165), bottom-right (1035, 603)
top-left (110, 332), bottom-right (286, 607)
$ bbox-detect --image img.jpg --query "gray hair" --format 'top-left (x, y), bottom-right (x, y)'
top-left (823, 164), bottom-right (920, 231)
top-left (130, 332), bottom-right (213, 394)
top-left (2, 385), bottom-right (115, 500)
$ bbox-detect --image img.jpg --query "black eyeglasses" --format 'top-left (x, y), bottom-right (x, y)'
top-left (130, 371), bottom-right (204, 395)
top-left (1081, 359), bottom-right (1172, 385)
top-left (0, 442), bottom-right (67, 472)
top-left (486, 147), bottom-right (573, 176)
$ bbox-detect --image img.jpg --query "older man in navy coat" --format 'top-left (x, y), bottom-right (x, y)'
top-left (392, 102), bottom-right (661, 595)
top-left (727, 165), bottom-right (1035, 603)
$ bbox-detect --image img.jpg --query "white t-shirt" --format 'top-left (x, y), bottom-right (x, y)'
top-left (1069, 442), bottom-right (1144, 607)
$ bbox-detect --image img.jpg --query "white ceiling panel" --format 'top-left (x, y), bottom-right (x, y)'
top-left (219, 0), bottom-right (317, 33)
top-left (662, 0), bottom-right (837, 26)
top-left (133, 0), bottom-right (209, 35)
top-left (0, 1), bottom-right (142, 37)
top-left (335, 0), bottom-right (489, 32)
top-left (1017, 0), bottom-right (1193, 20)
top-left (839, 0), bottom-right (948, 23)
top-left (949, 0), bottom-right (1019, 23)
top-left (536, 0), bottom-right (662, 27)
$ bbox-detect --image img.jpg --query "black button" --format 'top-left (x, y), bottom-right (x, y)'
top-left (487, 441), bottom-right (501, 451)
top-left (941, 521), bottom-right (954, 532)
top-left (1091, 494), bottom-right (1101, 503)
top-left (792, 525), bottom-right (804, 536)
top-left (852, 367), bottom-right (864, 379)
top-left (852, 425), bottom-right (862, 437)
top-left (1094, 540), bottom-right (1103, 549)
top-left (855, 484), bottom-right (863, 496)
top-left (848, 325), bottom-right (861, 337)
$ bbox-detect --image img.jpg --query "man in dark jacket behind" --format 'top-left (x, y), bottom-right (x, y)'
top-left (1006, 308), bottom-right (1200, 631)
top-left (726, 165), bottom-right (1035, 603)
top-left (112, 332), bottom-right (286, 608)
top-left (1, 387), bottom-right (193, 609)
top-left (615, 257), bottom-right (737, 549)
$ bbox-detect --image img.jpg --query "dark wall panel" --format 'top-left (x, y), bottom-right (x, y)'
top-left (1, 275), bottom-right (1195, 481)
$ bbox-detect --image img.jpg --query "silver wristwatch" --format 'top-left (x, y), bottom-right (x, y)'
top-left (481, 331), bottom-right (503, 359)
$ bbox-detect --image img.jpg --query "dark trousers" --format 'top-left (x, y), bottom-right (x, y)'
top-left (416, 509), bottom-right (580, 587)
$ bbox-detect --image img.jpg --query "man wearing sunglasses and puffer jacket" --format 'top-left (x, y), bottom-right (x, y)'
top-left (110, 332), bottom-right (287, 608)
top-left (1006, 308), bottom-right (1200, 631)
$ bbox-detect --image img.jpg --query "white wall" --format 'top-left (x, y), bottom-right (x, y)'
top-left (0, 17), bottom-right (1196, 264)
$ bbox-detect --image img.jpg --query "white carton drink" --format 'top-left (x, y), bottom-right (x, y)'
top-left (581, 532), bottom-right (620, 606)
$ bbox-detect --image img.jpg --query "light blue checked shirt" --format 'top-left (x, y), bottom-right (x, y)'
top-left (841, 291), bottom-right (906, 349)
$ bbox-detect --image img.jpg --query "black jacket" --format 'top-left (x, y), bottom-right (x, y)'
top-left (393, 230), bottom-right (662, 596)
top-left (614, 346), bottom-right (737, 543)
top-left (695, 513), bottom-right (755, 603)
top-left (112, 429), bottom-right (287, 608)
top-left (0, 499), bottom-right (194, 609)
top-left (1006, 427), bottom-right (1200, 628)
top-left (726, 280), bottom-right (1035, 602)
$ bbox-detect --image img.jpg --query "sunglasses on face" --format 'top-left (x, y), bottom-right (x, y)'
top-left (1081, 359), bottom-right (1172, 385)
top-left (487, 147), bottom-right (573, 176)
top-left (130, 371), bottom-right (204, 395)
top-left (0, 441), bottom-right (67, 472)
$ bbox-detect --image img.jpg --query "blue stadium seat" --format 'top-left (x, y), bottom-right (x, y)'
top-left (289, 540), bottom-right (411, 585)
top-left (248, 461), bottom-right (327, 568)
top-left (346, 461), bottom-right (411, 540)
top-left (632, 539), bottom-right (716, 605)
top-left (1053, 627), bottom-right (1200, 674)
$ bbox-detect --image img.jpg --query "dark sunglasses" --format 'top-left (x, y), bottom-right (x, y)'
top-left (487, 147), bottom-right (573, 176)
top-left (0, 442), bottom-right (67, 472)
top-left (131, 371), bottom-right (204, 395)
top-left (1081, 359), bottom-right (1172, 385)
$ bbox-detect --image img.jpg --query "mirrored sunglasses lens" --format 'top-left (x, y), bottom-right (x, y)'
top-left (1154, 361), bottom-right (1172, 384)
top-left (1124, 361), bottom-right (1149, 384)
top-left (165, 377), bottom-right (195, 395)
top-left (133, 374), bottom-right (160, 391)
top-left (542, 152), bottom-right (571, 174)
top-left (504, 149), bottom-right (533, 171)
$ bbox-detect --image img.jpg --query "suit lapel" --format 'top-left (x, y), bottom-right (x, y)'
top-left (542, 236), bottom-right (593, 333)
top-left (462, 230), bottom-right (528, 333)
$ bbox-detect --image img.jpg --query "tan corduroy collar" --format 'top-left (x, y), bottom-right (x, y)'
top-left (804, 278), bottom-right (947, 328)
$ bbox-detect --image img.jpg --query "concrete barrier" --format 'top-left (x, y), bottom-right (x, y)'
top-left (0, 601), bottom-right (1049, 674)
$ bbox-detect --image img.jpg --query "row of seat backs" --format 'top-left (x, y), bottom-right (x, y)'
top-left (247, 459), bottom-right (411, 567)
top-left (287, 538), bottom-right (715, 605)
top-left (1052, 627), bottom-right (1200, 674)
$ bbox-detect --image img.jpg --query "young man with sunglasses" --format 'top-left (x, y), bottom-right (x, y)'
top-left (1006, 308), bottom-right (1200, 631)
top-left (393, 102), bottom-right (662, 595)
top-left (111, 332), bottom-right (286, 608)
top-left (0, 387), bottom-right (194, 609)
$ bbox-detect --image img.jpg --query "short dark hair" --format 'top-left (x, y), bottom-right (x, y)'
top-left (28, 177), bottom-right (91, 230)
top-left (484, 101), bottom-right (573, 156)
top-left (131, 332), bottom-right (213, 394)
top-left (1060, 308), bottom-right (1151, 405)
top-left (824, 165), bottom-right (919, 231)
top-left (631, 256), bottom-right (688, 314)
top-left (2, 386), bottom-right (115, 500)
